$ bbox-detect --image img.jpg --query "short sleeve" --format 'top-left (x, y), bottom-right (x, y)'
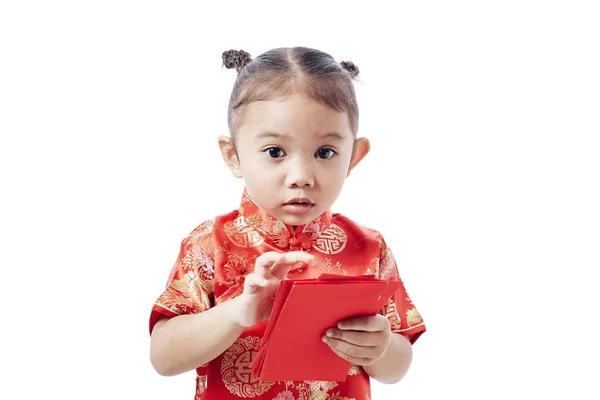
top-left (378, 238), bottom-right (426, 344)
top-left (149, 220), bottom-right (216, 335)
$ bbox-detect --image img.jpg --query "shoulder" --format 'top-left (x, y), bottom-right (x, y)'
top-left (333, 213), bottom-right (400, 279)
top-left (331, 212), bottom-right (388, 250)
top-left (182, 208), bottom-right (240, 246)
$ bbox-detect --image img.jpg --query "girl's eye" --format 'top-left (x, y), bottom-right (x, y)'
top-left (265, 147), bottom-right (286, 158)
top-left (315, 148), bottom-right (336, 159)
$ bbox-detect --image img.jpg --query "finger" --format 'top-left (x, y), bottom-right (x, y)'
top-left (337, 315), bottom-right (390, 332)
top-left (325, 328), bottom-right (386, 347)
top-left (253, 252), bottom-right (290, 278)
top-left (254, 251), bottom-right (313, 269)
top-left (243, 273), bottom-right (268, 294)
top-left (330, 347), bottom-right (374, 366)
top-left (270, 262), bottom-right (293, 280)
top-left (273, 251), bottom-right (314, 265)
top-left (271, 252), bottom-right (314, 279)
top-left (254, 251), bottom-right (314, 279)
top-left (323, 337), bottom-right (377, 366)
top-left (253, 253), bottom-right (280, 280)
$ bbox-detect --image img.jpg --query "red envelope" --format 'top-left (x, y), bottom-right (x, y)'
top-left (250, 273), bottom-right (402, 382)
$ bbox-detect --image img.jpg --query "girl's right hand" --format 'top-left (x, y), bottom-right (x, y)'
top-left (231, 251), bottom-right (314, 329)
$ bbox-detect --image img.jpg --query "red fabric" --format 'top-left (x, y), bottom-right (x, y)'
top-left (149, 189), bottom-right (426, 399)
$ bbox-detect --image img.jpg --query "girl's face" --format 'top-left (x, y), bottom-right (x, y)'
top-left (219, 93), bottom-right (369, 226)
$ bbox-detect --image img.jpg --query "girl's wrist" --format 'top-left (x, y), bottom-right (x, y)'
top-left (225, 296), bottom-right (253, 330)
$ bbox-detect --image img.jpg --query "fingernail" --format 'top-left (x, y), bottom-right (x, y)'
top-left (322, 336), bottom-right (328, 343)
top-left (326, 329), bottom-right (334, 337)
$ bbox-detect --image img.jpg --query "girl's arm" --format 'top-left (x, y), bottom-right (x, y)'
top-left (150, 297), bottom-right (245, 376)
top-left (363, 333), bottom-right (413, 384)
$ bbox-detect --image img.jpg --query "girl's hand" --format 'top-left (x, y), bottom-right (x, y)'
top-left (322, 314), bottom-right (392, 366)
top-left (231, 251), bottom-right (314, 329)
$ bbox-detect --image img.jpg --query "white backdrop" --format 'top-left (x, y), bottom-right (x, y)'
top-left (1, 1), bottom-right (599, 399)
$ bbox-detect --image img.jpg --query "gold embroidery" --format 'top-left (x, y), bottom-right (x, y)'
top-left (293, 381), bottom-right (356, 400)
top-left (273, 219), bottom-right (286, 234)
top-left (313, 255), bottom-right (342, 274)
top-left (406, 307), bottom-right (423, 326)
top-left (190, 219), bottom-right (214, 239)
top-left (381, 299), bottom-right (401, 331)
top-left (181, 240), bottom-right (215, 283)
top-left (378, 247), bottom-right (396, 280)
top-left (245, 212), bottom-right (264, 228)
top-left (224, 216), bottom-right (265, 248)
top-left (201, 279), bottom-right (215, 296)
top-left (221, 336), bottom-right (274, 397)
top-left (371, 257), bottom-right (380, 277)
top-left (296, 383), bottom-right (311, 400)
top-left (313, 223), bottom-right (347, 255)
top-left (158, 269), bottom-right (208, 313)
top-left (295, 382), bottom-right (334, 400)
top-left (347, 365), bottom-right (364, 376)
top-left (272, 390), bottom-right (295, 400)
top-left (169, 271), bottom-right (197, 293)
top-left (195, 375), bottom-right (207, 400)
top-left (309, 381), bottom-right (338, 393)
top-left (181, 249), bottom-right (195, 271)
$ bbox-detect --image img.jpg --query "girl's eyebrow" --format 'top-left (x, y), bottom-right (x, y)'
top-left (320, 132), bottom-right (347, 141)
top-left (254, 132), bottom-right (283, 140)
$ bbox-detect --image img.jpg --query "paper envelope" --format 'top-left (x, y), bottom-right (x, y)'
top-left (250, 274), bottom-right (402, 382)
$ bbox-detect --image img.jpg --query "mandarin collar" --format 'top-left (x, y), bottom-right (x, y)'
top-left (238, 189), bottom-right (332, 251)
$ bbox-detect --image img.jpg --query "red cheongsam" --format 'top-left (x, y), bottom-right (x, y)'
top-left (149, 189), bottom-right (426, 400)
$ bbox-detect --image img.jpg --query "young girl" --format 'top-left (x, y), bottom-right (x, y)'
top-left (149, 46), bottom-right (426, 400)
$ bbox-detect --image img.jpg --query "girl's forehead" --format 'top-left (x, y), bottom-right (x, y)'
top-left (229, 73), bottom-right (359, 136)
top-left (242, 93), bottom-right (348, 121)
top-left (238, 96), bottom-right (352, 138)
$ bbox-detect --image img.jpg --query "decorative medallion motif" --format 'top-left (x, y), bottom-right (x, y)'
top-left (312, 223), bottom-right (347, 255)
top-left (224, 216), bottom-right (265, 248)
top-left (221, 336), bottom-right (274, 398)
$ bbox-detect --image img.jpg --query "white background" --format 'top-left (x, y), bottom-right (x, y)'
top-left (1, 1), bottom-right (599, 399)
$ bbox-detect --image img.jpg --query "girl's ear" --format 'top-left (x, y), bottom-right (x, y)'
top-left (347, 137), bottom-right (370, 176)
top-left (218, 135), bottom-right (243, 178)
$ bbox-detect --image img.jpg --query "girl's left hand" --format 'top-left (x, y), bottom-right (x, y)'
top-left (322, 314), bottom-right (392, 366)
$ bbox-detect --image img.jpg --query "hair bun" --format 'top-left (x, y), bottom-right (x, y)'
top-left (222, 49), bottom-right (252, 72)
top-left (340, 61), bottom-right (359, 78)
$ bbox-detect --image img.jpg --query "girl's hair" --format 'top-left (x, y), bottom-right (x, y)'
top-left (222, 47), bottom-right (360, 137)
